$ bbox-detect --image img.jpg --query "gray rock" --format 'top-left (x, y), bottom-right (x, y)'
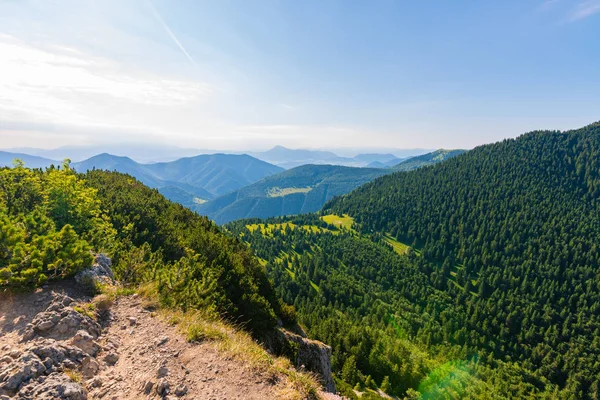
top-left (102, 353), bottom-right (118, 366)
top-left (30, 295), bottom-right (101, 340)
top-left (264, 328), bottom-right (336, 393)
top-left (70, 331), bottom-right (100, 356)
top-left (0, 351), bottom-right (46, 391)
top-left (81, 357), bottom-right (99, 378)
top-left (157, 366), bottom-right (169, 378)
top-left (75, 254), bottom-right (114, 289)
top-left (16, 372), bottom-right (87, 400)
top-left (155, 379), bottom-right (170, 396)
top-left (30, 341), bottom-right (84, 367)
top-left (141, 380), bottom-right (154, 394)
top-left (174, 384), bottom-right (188, 396)
top-left (156, 336), bottom-right (168, 346)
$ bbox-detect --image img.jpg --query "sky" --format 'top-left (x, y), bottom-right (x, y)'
top-left (0, 0), bottom-right (599, 151)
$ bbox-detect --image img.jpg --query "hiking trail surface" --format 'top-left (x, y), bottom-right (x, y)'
top-left (0, 281), bottom-right (341, 399)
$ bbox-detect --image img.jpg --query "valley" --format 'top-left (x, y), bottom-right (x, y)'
top-left (2, 123), bottom-right (600, 399)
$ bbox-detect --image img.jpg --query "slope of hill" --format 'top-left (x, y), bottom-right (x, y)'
top-left (197, 164), bottom-right (389, 224)
top-left (391, 149), bottom-right (466, 171)
top-left (73, 153), bottom-right (163, 187)
top-left (72, 153), bottom-right (283, 205)
top-left (229, 214), bottom-right (546, 399)
top-left (0, 151), bottom-right (57, 169)
top-left (145, 153), bottom-right (284, 196)
top-left (326, 123), bottom-right (600, 397)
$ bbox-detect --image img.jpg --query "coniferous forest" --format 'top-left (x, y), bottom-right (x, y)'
top-left (324, 123), bottom-right (600, 397)
top-left (230, 123), bottom-right (600, 399)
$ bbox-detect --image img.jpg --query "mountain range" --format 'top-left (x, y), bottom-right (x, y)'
top-left (72, 153), bottom-right (283, 207)
top-left (5, 143), bottom-right (219, 163)
top-left (249, 146), bottom-right (410, 169)
top-left (1, 147), bottom-right (463, 222)
top-left (4, 144), bottom-right (432, 169)
top-left (0, 151), bottom-right (57, 169)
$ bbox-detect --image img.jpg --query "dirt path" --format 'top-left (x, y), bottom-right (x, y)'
top-left (92, 295), bottom-right (281, 399)
top-left (0, 282), bottom-right (333, 399)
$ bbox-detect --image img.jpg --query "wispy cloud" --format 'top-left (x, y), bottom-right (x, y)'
top-left (569, 0), bottom-right (600, 21)
top-left (149, 3), bottom-right (197, 67)
top-left (0, 34), bottom-right (213, 147)
top-left (279, 103), bottom-right (296, 111)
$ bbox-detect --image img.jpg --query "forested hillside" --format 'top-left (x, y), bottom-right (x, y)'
top-left (324, 123), bottom-right (600, 397)
top-left (228, 214), bottom-right (563, 398)
top-left (390, 149), bottom-right (466, 171)
top-left (0, 163), bottom-right (285, 332)
top-left (198, 164), bottom-right (389, 224)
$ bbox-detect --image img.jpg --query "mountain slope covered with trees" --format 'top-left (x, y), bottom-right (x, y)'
top-left (228, 214), bottom-right (563, 399)
top-left (199, 164), bottom-right (389, 224)
top-left (390, 149), bottom-right (466, 171)
top-left (324, 123), bottom-right (600, 397)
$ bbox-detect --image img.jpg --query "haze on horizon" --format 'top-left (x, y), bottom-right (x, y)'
top-left (1, 0), bottom-right (599, 152)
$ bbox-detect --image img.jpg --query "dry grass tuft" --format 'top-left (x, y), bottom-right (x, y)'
top-left (64, 369), bottom-right (83, 383)
top-left (73, 303), bottom-right (97, 321)
top-left (92, 294), bottom-right (113, 312)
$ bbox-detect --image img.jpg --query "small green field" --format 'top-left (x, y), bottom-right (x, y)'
top-left (246, 222), bottom-right (333, 235)
top-left (286, 268), bottom-right (296, 280)
top-left (383, 234), bottom-right (411, 255)
top-left (310, 281), bottom-right (320, 292)
top-left (321, 214), bottom-right (355, 230)
top-left (266, 186), bottom-right (312, 198)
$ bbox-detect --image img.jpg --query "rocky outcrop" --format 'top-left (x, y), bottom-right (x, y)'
top-left (263, 327), bottom-right (336, 393)
top-left (0, 337), bottom-right (89, 397)
top-left (16, 372), bottom-right (87, 400)
top-left (1, 257), bottom-right (111, 399)
top-left (23, 294), bottom-right (101, 342)
top-left (75, 254), bottom-right (114, 290)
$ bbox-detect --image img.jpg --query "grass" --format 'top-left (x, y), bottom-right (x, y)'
top-left (65, 369), bottom-right (83, 383)
top-left (310, 281), bottom-right (320, 293)
top-left (286, 268), bottom-right (296, 280)
top-left (383, 234), bottom-right (411, 255)
top-left (96, 283), bottom-right (137, 300)
top-left (267, 187), bottom-right (313, 198)
top-left (247, 222), bottom-right (333, 236)
top-left (73, 303), bottom-right (97, 321)
top-left (321, 214), bottom-right (354, 230)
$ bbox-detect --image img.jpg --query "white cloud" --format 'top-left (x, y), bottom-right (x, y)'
top-left (569, 0), bottom-right (600, 21)
top-left (0, 34), bottom-right (212, 136)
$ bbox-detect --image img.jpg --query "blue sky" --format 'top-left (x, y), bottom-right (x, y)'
top-left (0, 0), bottom-right (599, 151)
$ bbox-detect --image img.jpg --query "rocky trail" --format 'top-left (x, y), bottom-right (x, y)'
top-left (0, 273), bottom-right (339, 400)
